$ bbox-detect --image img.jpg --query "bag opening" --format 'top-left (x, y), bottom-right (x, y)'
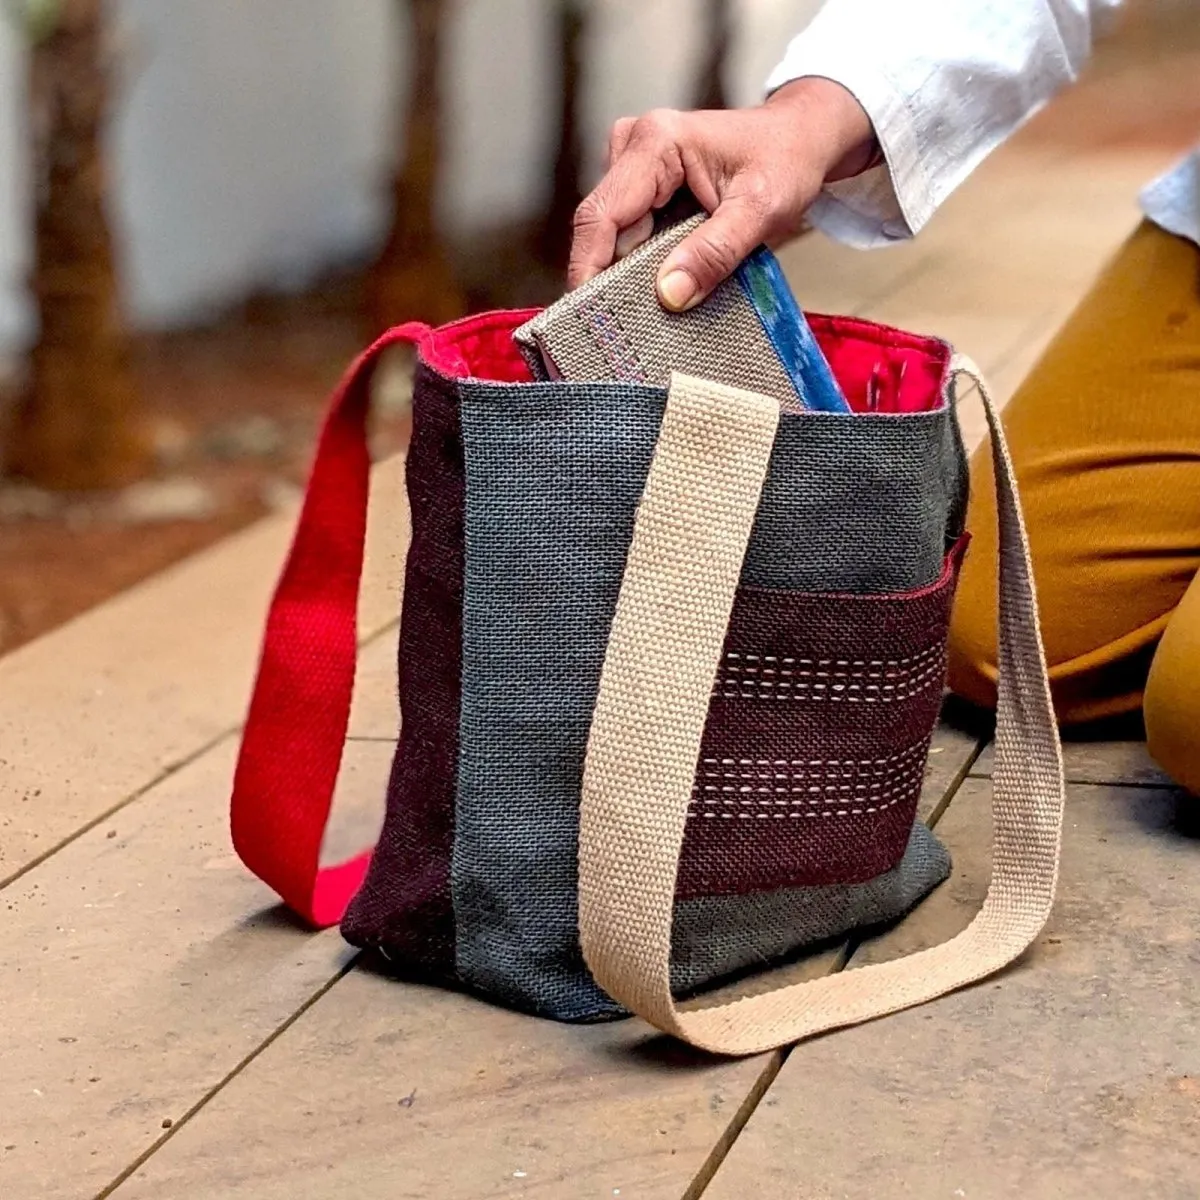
top-left (407, 307), bottom-right (953, 414)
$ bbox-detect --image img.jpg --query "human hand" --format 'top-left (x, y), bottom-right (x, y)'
top-left (568, 78), bottom-right (877, 311)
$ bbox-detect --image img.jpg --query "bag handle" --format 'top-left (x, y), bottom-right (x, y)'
top-left (578, 360), bottom-right (1065, 1055)
top-left (229, 322), bottom-right (430, 928)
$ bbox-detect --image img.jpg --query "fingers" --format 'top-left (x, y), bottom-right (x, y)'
top-left (568, 174), bottom-right (655, 290)
top-left (657, 184), bottom-right (771, 312)
top-left (607, 117), bottom-right (636, 168)
top-left (568, 111), bottom-right (687, 289)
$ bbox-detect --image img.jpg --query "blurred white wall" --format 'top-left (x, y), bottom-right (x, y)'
top-left (0, 0), bottom-right (823, 352)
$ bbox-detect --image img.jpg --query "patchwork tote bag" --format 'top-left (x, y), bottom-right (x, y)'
top-left (229, 304), bottom-right (1065, 1056)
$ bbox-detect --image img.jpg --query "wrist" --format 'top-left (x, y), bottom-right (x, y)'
top-left (765, 77), bottom-right (879, 182)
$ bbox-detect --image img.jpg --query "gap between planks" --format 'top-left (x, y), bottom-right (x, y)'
top-left (95, 961), bottom-right (359, 1200)
top-left (0, 619), bottom-right (399, 898)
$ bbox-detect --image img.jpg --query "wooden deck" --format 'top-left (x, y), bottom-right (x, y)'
top-left (5, 135), bottom-right (1200, 1199)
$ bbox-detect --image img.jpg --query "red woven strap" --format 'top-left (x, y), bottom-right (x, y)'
top-left (230, 322), bottom-right (430, 928)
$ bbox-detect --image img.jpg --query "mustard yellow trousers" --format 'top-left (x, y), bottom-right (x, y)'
top-left (948, 220), bottom-right (1200, 791)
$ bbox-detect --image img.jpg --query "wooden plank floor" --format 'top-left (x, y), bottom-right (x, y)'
top-left (704, 780), bottom-right (1200, 1200)
top-left (3, 130), bottom-right (1194, 1198)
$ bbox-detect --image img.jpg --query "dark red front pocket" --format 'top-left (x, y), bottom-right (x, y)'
top-left (676, 537), bottom-right (968, 900)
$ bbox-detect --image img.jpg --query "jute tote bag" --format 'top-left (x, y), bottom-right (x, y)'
top-left (229, 304), bottom-right (1064, 1055)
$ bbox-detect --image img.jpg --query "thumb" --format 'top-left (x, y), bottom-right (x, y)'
top-left (656, 194), bottom-right (768, 312)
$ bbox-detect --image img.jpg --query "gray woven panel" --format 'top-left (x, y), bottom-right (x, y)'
top-left (453, 377), bottom-right (966, 1020)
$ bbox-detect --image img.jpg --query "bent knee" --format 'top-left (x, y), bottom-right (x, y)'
top-left (947, 564), bottom-right (1147, 727)
top-left (946, 526), bottom-right (1000, 711)
top-left (1145, 641), bottom-right (1200, 796)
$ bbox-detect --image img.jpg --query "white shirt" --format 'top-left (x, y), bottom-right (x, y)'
top-left (766, 0), bottom-right (1200, 250)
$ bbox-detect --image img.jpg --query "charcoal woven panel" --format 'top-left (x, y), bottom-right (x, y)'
top-left (670, 821), bottom-right (951, 995)
top-left (340, 365), bottom-right (463, 976)
top-left (454, 376), bottom-right (967, 1020)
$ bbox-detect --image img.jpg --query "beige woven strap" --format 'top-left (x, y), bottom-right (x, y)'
top-left (578, 361), bottom-right (1065, 1055)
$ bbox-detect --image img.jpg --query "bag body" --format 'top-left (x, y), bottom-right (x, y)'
top-left (231, 307), bottom-right (1064, 1051)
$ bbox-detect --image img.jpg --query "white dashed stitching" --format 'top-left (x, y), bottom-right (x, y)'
top-left (697, 740), bottom-right (928, 781)
top-left (692, 794), bottom-right (910, 819)
top-left (725, 647), bottom-right (941, 671)
top-left (687, 743), bottom-right (926, 820)
top-left (698, 741), bottom-right (928, 769)
top-left (713, 654), bottom-right (945, 703)
top-left (691, 764), bottom-right (923, 805)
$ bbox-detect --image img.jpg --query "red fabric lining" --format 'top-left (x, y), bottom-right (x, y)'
top-left (401, 306), bottom-right (951, 414)
top-left (408, 308), bottom-right (539, 383)
top-left (807, 313), bottom-right (951, 414)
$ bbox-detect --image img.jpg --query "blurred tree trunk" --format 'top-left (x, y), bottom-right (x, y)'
top-left (535, 0), bottom-right (585, 271)
top-left (5, 0), bottom-right (149, 490)
top-left (369, 0), bottom-right (464, 331)
top-left (694, 0), bottom-right (730, 110)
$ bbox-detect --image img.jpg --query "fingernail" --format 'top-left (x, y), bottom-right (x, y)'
top-left (658, 269), bottom-right (698, 312)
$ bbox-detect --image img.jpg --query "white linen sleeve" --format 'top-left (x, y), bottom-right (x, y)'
top-left (766, 0), bottom-right (1123, 248)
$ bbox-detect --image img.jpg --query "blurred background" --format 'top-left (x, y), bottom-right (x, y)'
top-left (0, 0), bottom-right (1196, 656)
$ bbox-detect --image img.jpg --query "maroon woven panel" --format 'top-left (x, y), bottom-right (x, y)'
top-left (340, 364), bottom-right (463, 974)
top-left (676, 539), bottom-right (967, 900)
